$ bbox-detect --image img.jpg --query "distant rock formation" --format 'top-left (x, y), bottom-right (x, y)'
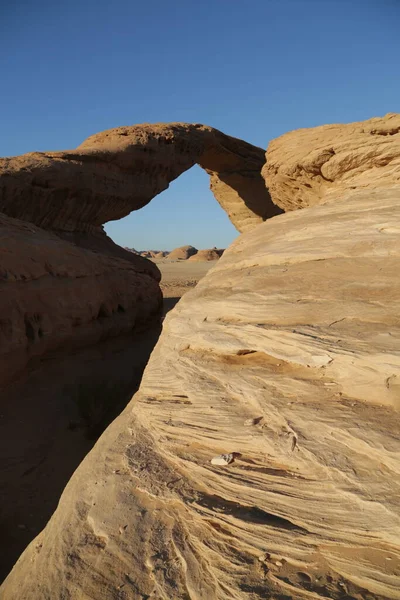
top-left (126, 248), bottom-right (224, 260)
top-left (3, 115), bottom-right (400, 599)
top-left (188, 248), bottom-right (224, 261)
top-left (139, 250), bottom-right (169, 258)
top-left (167, 245), bottom-right (198, 260)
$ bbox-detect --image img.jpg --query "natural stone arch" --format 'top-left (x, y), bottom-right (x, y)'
top-left (0, 123), bottom-right (281, 237)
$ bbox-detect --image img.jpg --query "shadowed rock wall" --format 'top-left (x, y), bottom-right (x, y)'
top-left (0, 213), bottom-right (162, 388)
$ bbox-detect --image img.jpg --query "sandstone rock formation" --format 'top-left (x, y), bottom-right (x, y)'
top-left (0, 213), bottom-right (162, 388)
top-left (0, 123), bottom-right (279, 238)
top-left (263, 112), bottom-right (400, 212)
top-left (167, 245), bottom-right (198, 260)
top-left (188, 248), bottom-right (224, 261)
top-left (140, 250), bottom-right (169, 259)
top-left (3, 115), bottom-right (400, 599)
top-left (0, 121), bottom-right (274, 385)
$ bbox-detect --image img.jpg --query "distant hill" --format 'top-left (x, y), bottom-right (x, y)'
top-left (123, 246), bottom-right (224, 261)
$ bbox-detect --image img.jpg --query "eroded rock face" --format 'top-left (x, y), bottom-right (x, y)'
top-left (2, 185), bottom-right (400, 599)
top-left (0, 122), bottom-right (278, 381)
top-left (263, 112), bottom-right (400, 211)
top-left (0, 123), bottom-right (279, 236)
top-left (3, 115), bottom-right (400, 598)
top-left (0, 213), bottom-right (161, 388)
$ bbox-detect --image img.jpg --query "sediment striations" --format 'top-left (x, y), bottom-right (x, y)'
top-left (0, 213), bottom-right (161, 388)
top-left (2, 115), bottom-right (400, 599)
top-left (0, 123), bottom-right (279, 236)
top-left (263, 112), bottom-right (400, 212)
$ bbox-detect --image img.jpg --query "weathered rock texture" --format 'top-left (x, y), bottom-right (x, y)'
top-left (1, 119), bottom-right (276, 383)
top-left (188, 248), bottom-right (223, 261)
top-left (3, 189), bottom-right (400, 597)
top-left (2, 116), bottom-right (400, 599)
top-left (263, 112), bottom-right (400, 211)
top-left (0, 123), bottom-right (279, 236)
top-left (0, 213), bottom-right (161, 388)
top-left (167, 245), bottom-right (198, 260)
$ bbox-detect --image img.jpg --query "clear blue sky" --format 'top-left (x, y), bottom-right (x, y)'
top-left (1, 0), bottom-right (398, 250)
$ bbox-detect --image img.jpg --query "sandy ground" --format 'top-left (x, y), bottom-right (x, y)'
top-left (155, 259), bottom-right (215, 314)
top-left (0, 259), bottom-right (214, 582)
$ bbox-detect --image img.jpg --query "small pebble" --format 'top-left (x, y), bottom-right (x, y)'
top-left (275, 561), bottom-right (283, 567)
top-left (211, 453), bottom-right (234, 466)
top-left (258, 552), bottom-right (270, 562)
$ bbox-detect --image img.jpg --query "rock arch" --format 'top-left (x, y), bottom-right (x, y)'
top-left (0, 123), bottom-right (280, 237)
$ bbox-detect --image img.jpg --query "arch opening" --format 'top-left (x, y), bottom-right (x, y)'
top-left (104, 165), bottom-right (238, 252)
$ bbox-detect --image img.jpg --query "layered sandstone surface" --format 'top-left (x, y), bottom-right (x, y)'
top-left (0, 120), bottom-right (275, 384)
top-left (0, 213), bottom-right (161, 387)
top-left (0, 122), bottom-right (279, 236)
top-left (263, 112), bottom-right (400, 211)
top-left (2, 115), bottom-right (400, 599)
top-left (3, 182), bottom-right (400, 599)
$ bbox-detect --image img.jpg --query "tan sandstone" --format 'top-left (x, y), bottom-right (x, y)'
top-left (0, 123), bottom-right (280, 237)
top-left (0, 122), bottom-right (273, 385)
top-left (2, 115), bottom-right (400, 599)
top-left (0, 213), bottom-right (161, 388)
top-left (263, 112), bottom-right (400, 212)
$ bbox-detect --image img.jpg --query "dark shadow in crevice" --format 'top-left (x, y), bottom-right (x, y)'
top-left (162, 297), bottom-right (180, 316)
top-left (194, 492), bottom-right (308, 533)
top-left (0, 323), bottom-right (162, 582)
top-left (0, 293), bottom-right (189, 582)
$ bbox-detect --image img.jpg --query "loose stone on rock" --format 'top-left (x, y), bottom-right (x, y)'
top-left (211, 453), bottom-right (235, 466)
top-left (258, 552), bottom-right (271, 562)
